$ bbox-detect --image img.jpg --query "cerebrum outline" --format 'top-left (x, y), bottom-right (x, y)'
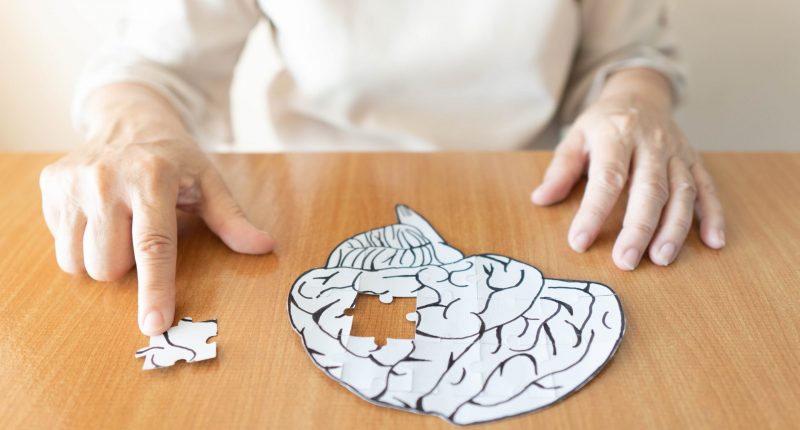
top-left (288, 205), bottom-right (625, 425)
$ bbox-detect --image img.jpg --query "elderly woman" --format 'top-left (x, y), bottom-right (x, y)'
top-left (39, 0), bottom-right (725, 335)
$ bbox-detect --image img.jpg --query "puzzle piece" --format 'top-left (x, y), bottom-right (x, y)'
top-left (135, 317), bottom-right (217, 370)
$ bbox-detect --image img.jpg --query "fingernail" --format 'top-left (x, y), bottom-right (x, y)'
top-left (621, 248), bottom-right (641, 270)
top-left (715, 229), bottom-right (726, 248)
top-left (655, 242), bottom-right (676, 266)
top-left (531, 187), bottom-right (545, 203)
top-left (570, 232), bottom-right (591, 252)
top-left (143, 311), bottom-right (164, 335)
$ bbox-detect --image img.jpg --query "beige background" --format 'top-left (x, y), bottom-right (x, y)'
top-left (1, 1), bottom-right (798, 152)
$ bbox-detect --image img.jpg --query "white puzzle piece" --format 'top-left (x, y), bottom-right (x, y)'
top-left (288, 205), bottom-right (625, 425)
top-left (135, 317), bottom-right (218, 370)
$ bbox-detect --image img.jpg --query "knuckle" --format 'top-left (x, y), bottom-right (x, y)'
top-left (40, 164), bottom-right (71, 192)
top-left (647, 142), bottom-right (667, 157)
top-left (592, 161), bottom-right (628, 193)
top-left (609, 110), bottom-right (639, 134)
top-left (699, 180), bottom-right (718, 198)
top-left (224, 201), bottom-right (246, 219)
top-left (85, 161), bottom-right (113, 181)
top-left (143, 282), bottom-right (175, 303)
top-left (85, 163), bottom-right (117, 204)
top-left (671, 216), bottom-right (694, 232)
top-left (135, 233), bottom-right (175, 259)
top-left (635, 178), bottom-right (670, 205)
top-left (131, 153), bottom-right (175, 185)
top-left (581, 203), bottom-right (609, 222)
top-left (626, 220), bottom-right (657, 237)
top-left (647, 128), bottom-right (668, 152)
top-left (652, 126), bottom-right (665, 141)
top-left (641, 150), bottom-right (667, 168)
top-left (673, 180), bottom-right (698, 197)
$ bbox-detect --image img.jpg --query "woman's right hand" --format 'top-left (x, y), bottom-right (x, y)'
top-left (40, 84), bottom-right (274, 336)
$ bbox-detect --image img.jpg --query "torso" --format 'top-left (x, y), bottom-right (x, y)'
top-left (259, 0), bottom-right (580, 150)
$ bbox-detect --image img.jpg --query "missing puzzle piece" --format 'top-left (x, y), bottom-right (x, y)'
top-left (135, 317), bottom-right (218, 370)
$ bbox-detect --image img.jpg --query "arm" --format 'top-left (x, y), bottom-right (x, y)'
top-left (40, 1), bottom-right (270, 336)
top-left (532, 2), bottom-right (725, 270)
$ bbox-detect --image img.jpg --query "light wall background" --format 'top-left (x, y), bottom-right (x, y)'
top-left (1, 1), bottom-right (798, 152)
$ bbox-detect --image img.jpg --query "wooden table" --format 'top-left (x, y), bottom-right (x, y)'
top-left (1, 152), bottom-right (798, 429)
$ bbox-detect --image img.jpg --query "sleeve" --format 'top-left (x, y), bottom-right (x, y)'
top-left (72, 0), bottom-right (261, 146)
top-left (559, 0), bottom-right (687, 124)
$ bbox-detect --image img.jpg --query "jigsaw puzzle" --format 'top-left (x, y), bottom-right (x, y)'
top-left (135, 317), bottom-right (218, 370)
top-left (288, 205), bottom-right (625, 425)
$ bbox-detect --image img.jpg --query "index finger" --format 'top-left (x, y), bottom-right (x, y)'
top-left (131, 173), bottom-right (179, 336)
top-left (567, 132), bottom-right (634, 252)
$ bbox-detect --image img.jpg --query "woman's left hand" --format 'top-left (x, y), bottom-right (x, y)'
top-left (532, 69), bottom-right (725, 270)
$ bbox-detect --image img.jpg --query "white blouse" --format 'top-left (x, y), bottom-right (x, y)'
top-left (73, 0), bottom-right (684, 151)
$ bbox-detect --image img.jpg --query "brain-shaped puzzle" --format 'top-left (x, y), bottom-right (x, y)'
top-left (289, 205), bottom-right (624, 425)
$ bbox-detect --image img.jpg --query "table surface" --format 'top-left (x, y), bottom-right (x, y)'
top-left (1, 152), bottom-right (798, 429)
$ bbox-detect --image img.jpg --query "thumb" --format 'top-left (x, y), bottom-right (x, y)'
top-left (531, 125), bottom-right (587, 206)
top-left (199, 169), bottom-right (275, 254)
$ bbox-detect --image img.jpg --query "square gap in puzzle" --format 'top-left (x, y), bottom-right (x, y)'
top-left (343, 293), bottom-right (417, 347)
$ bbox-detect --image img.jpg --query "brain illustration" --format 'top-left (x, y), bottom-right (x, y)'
top-left (288, 205), bottom-right (625, 425)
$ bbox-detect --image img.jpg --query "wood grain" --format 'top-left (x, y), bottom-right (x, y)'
top-left (0, 152), bottom-right (798, 429)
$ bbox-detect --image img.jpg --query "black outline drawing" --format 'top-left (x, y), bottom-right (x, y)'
top-left (135, 318), bottom-right (218, 370)
top-left (288, 205), bottom-right (625, 425)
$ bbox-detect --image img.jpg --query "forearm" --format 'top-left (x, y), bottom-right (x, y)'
top-left (594, 68), bottom-right (674, 114)
top-left (81, 83), bottom-right (191, 144)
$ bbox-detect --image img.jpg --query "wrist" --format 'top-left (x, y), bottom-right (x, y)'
top-left (594, 68), bottom-right (674, 115)
top-left (82, 83), bottom-right (191, 146)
